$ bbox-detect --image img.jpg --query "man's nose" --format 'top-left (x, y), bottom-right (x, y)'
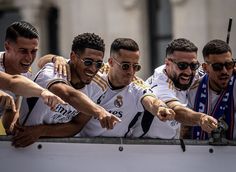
top-left (89, 63), bottom-right (98, 72)
top-left (25, 52), bottom-right (33, 61)
top-left (127, 65), bottom-right (136, 74)
top-left (183, 65), bottom-right (193, 74)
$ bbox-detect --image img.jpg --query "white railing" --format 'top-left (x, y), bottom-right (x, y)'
top-left (1, 136), bottom-right (236, 172)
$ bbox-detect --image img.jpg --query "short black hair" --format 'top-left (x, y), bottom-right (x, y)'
top-left (166, 38), bottom-right (198, 57)
top-left (5, 21), bottom-right (39, 42)
top-left (72, 33), bottom-right (105, 55)
top-left (202, 39), bottom-right (232, 60)
top-left (110, 38), bottom-right (139, 55)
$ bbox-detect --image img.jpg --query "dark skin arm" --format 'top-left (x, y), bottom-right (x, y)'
top-left (48, 82), bottom-right (120, 129)
top-left (12, 114), bottom-right (91, 147)
top-left (12, 82), bottom-right (120, 148)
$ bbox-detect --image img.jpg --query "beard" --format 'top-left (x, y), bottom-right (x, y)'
top-left (171, 73), bottom-right (194, 91)
top-left (212, 73), bottom-right (231, 91)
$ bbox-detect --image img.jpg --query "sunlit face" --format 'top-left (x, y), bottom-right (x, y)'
top-left (165, 51), bottom-right (199, 90)
top-left (70, 48), bottom-right (104, 88)
top-left (203, 52), bottom-right (234, 92)
top-left (108, 49), bottom-right (140, 87)
top-left (5, 37), bottom-right (39, 74)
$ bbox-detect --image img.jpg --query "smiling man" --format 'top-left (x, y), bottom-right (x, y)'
top-left (0, 21), bottom-right (38, 76)
top-left (188, 39), bottom-right (236, 140)
top-left (131, 38), bottom-right (218, 139)
top-left (0, 21), bottom-right (40, 134)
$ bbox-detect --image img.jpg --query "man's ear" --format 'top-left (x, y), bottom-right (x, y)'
top-left (4, 41), bottom-right (10, 51)
top-left (108, 57), bottom-right (113, 66)
top-left (202, 63), bottom-right (209, 74)
top-left (165, 58), bottom-right (170, 66)
top-left (70, 52), bottom-right (76, 63)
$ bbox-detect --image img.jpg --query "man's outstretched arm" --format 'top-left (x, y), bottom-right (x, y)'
top-left (0, 72), bottom-right (65, 109)
top-left (167, 100), bottom-right (218, 133)
top-left (12, 114), bottom-right (91, 148)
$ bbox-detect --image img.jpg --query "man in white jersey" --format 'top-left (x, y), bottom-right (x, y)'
top-left (78, 38), bottom-right (175, 137)
top-left (12, 33), bottom-right (120, 147)
top-left (131, 38), bottom-right (218, 139)
top-left (0, 21), bottom-right (67, 134)
top-left (187, 39), bottom-right (236, 140)
top-left (0, 21), bottom-right (41, 134)
top-left (12, 38), bottom-right (175, 143)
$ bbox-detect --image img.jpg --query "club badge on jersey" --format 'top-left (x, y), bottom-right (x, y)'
top-left (114, 95), bottom-right (123, 108)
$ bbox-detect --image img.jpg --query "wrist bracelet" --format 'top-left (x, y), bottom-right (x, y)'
top-left (200, 114), bottom-right (207, 123)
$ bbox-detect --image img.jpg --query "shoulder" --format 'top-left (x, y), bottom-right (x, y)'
top-left (132, 76), bottom-right (150, 90)
top-left (153, 65), bottom-right (166, 78)
top-left (35, 63), bottom-right (68, 88)
top-left (38, 63), bottom-right (60, 78)
top-left (98, 63), bottom-right (109, 75)
top-left (91, 75), bottom-right (108, 92)
top-left (91, 64), bottom-right (109, 91)
top-left (189, 76), bottom-right (203, 91)
top-left (146, 65), bottom-right (169, 87)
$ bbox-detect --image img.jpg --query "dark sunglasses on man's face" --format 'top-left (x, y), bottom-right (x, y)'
top-left (80, 58), bottom-right (104, 69)
top-left (113, 58), bottom-right (141, 72)
top-left (168, 58), bottom-right (200, 71)
top-left (206, 61), bottom-right (235, 71)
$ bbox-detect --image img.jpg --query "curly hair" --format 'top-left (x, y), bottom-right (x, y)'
top-left (166, 38), bottom-right (198, 57)
top-left (202, 39), bottom-right (232, 60)
top-left (5, 21), bottom-right (39, 42)
top-left (110, 38), bottom-right (139, 55)
top-left (72, 33), bottom-right (105, 55)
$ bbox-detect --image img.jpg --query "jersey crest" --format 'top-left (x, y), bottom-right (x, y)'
top-left (114, 95), bottom-right (123, 108)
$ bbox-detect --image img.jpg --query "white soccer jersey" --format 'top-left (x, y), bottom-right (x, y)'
top-left (79, 64), bottom-right (154, 137)
top-left (147, 65), bottom-right (189, 105)
top-left (0, 52), bottom-right (32, 116)
top-left (188, 75), bottom-right (236, 139)
top-left (19, 63), bottom-right (78, 126)
top-left (131, 65), bottom-right (200, 139)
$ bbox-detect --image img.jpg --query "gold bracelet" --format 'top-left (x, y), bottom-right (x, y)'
top-left (197, 114), bottom-right (207, 126)
top-left (199, 114), bottom-right (207, 123)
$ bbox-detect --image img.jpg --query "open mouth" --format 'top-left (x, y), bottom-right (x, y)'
top-left (219, 76), bottom-right (229, 82)
top-left (179, 75), bottom-right (191, 84)
top-left (85, 71), bottom-right (94, 77)
top-left (20, 62), bottom-right (31, 69)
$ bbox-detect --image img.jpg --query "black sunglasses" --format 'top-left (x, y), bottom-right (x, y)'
top-left (80, 58), bottom-right (104, 69)
top-left (168, 58), bottom-right (200, 71)
top-left (206, 61), bottom-right (235, 71)
top-left (113, 58), bottom-right (141, 72)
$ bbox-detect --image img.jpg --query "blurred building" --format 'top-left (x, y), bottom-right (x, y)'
top-left (0, 0), bottom-right (236, 79)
